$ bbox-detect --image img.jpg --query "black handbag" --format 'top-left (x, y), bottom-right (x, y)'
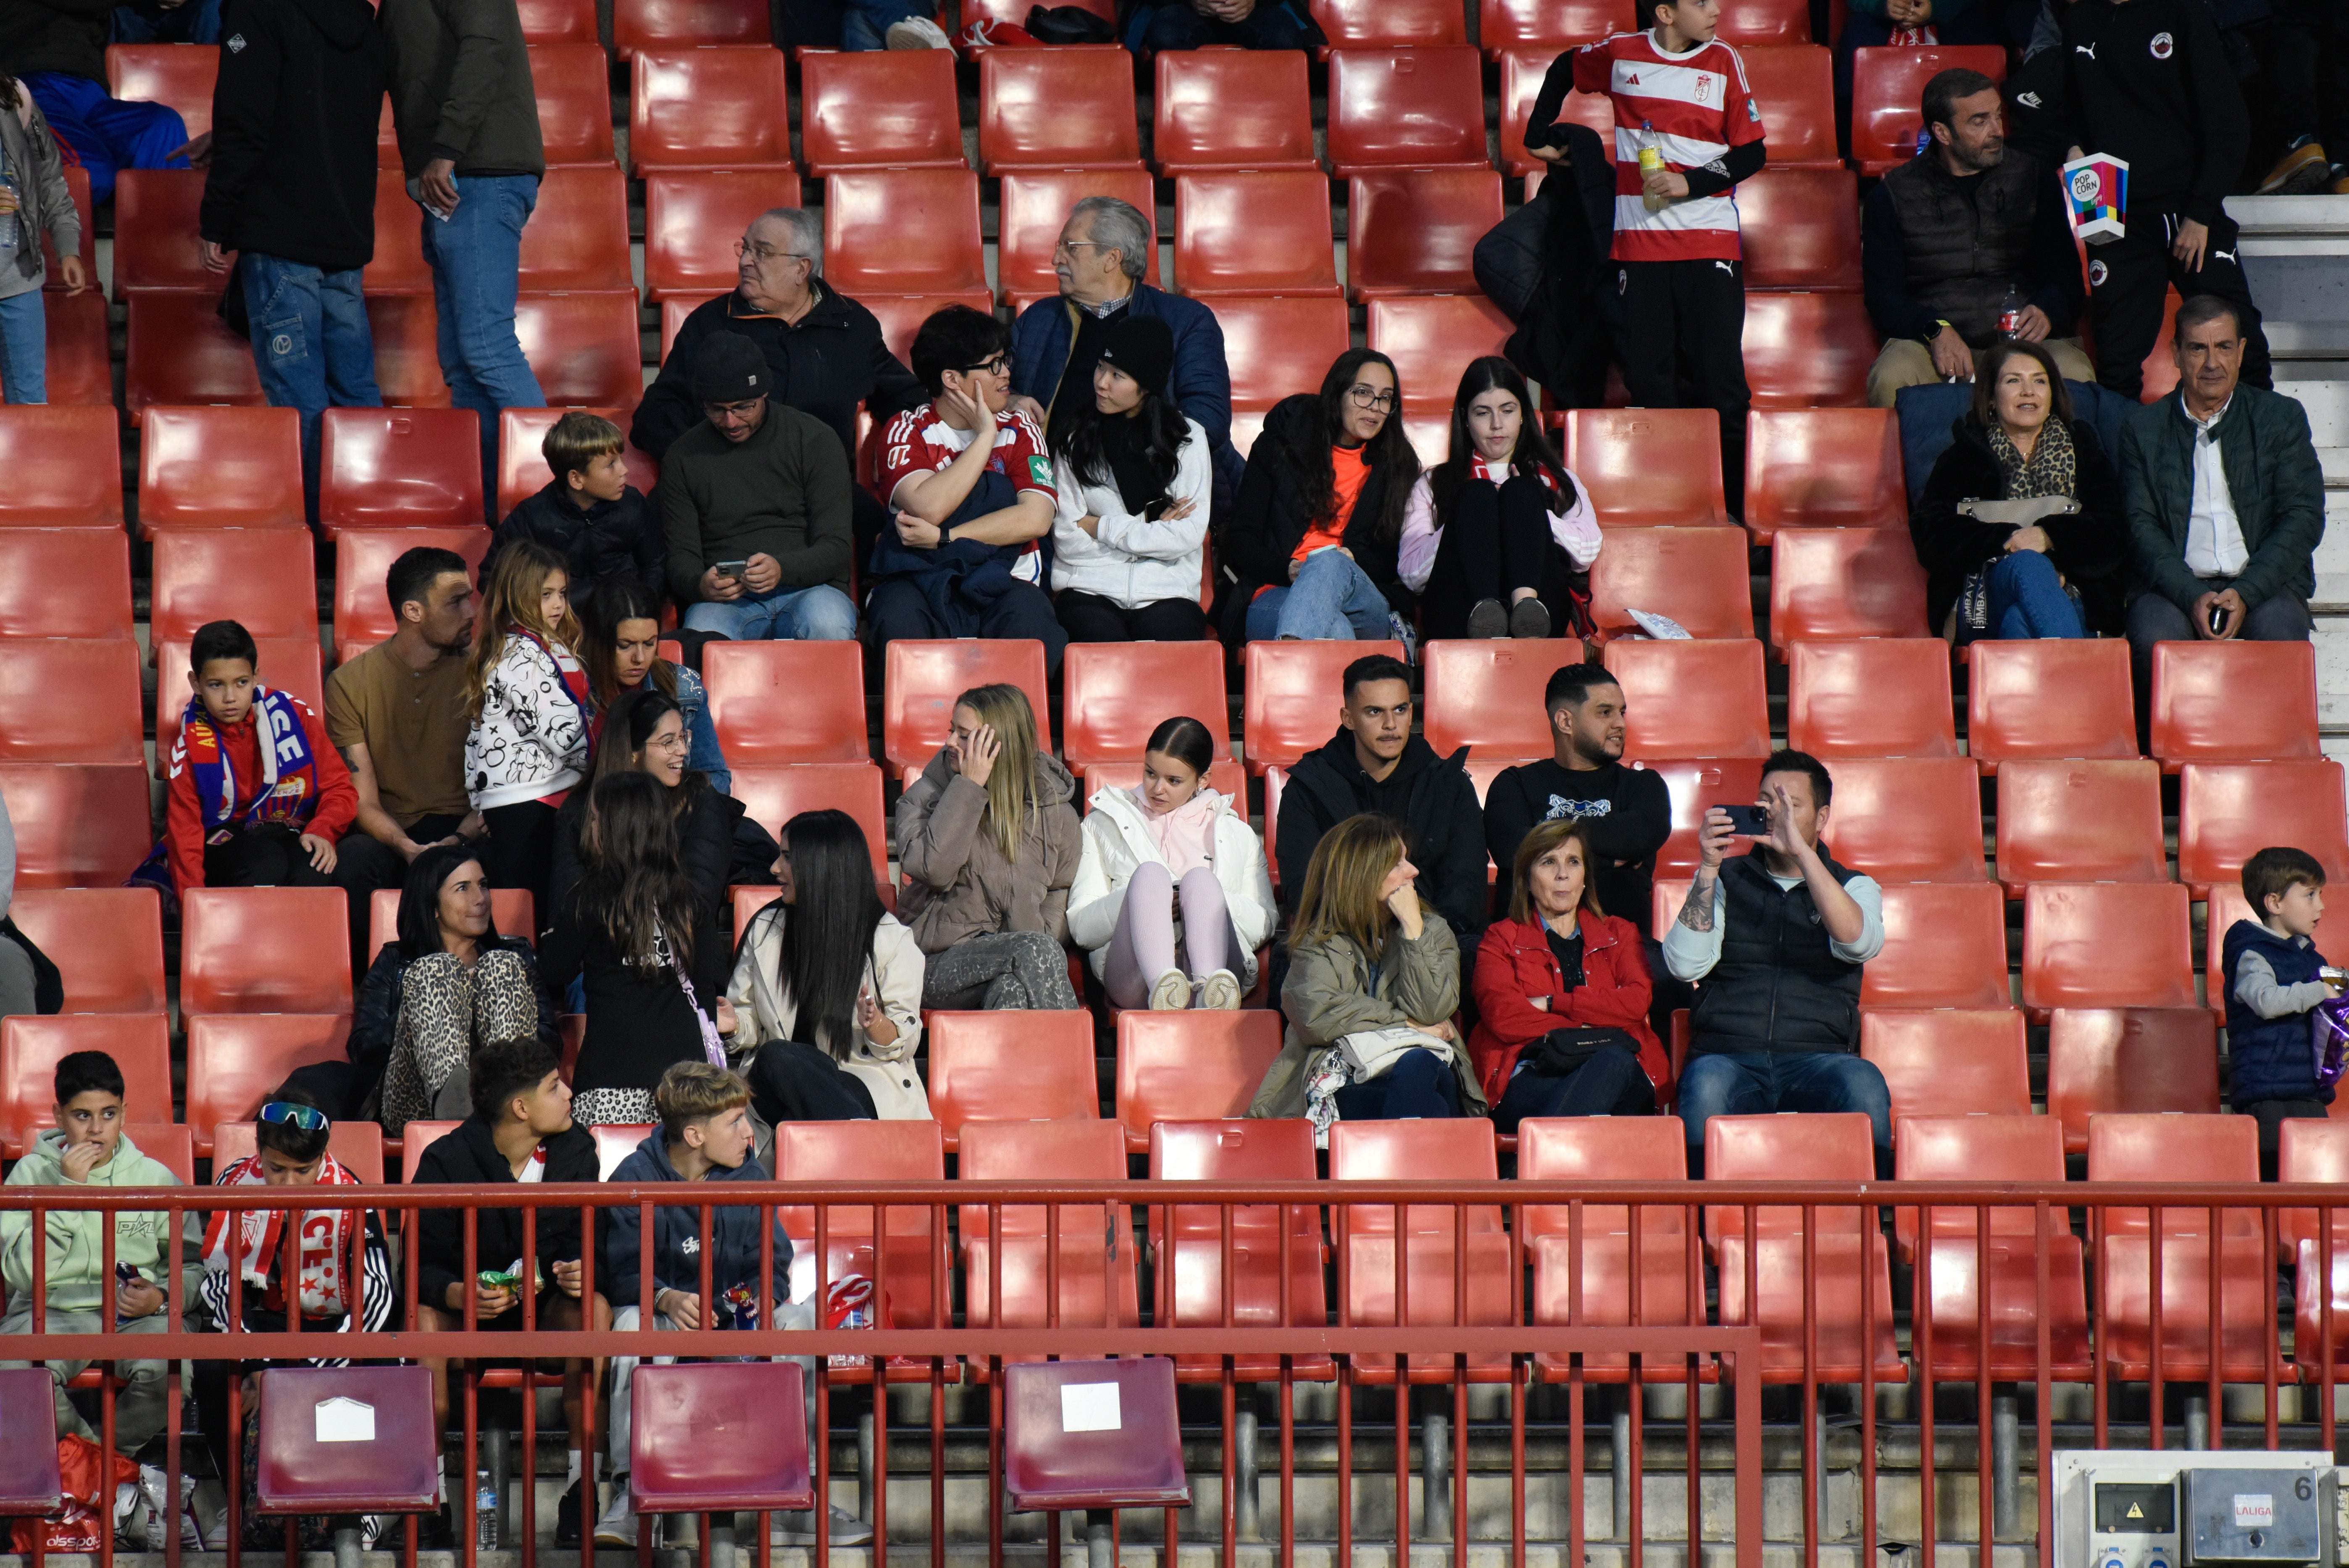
top-left (1527, 1025), bottom-right (1638, 1077)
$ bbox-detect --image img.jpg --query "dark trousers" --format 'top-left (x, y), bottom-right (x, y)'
top-left (1615, 258), bottom-right (1752, 517)
top-left (1417, 475), bottom-right (1586, 639)
top-left (203, 824), bottom-right (334, 889)
top-left (1491, 1045), bottom-right (1657, 1131)
top-left (1332, 1047), bottom-right (1465, 1121)
top-left (330, 811), bottom-right (470, 978)
top-left (2242, 1097), bottom-right (2331, 1181)
top-left (1055, 591), bottom-right (1209, 644)
top-left (864, 578), bottom-right (1070, 675)
top-left (745, 1039), bottom-right (876, 1123)
top-left (1123, 0), bottom-right (1319, 54)
top-left (480, 800), bottom-right (562, 923)
top-left (2260, 0), bottom-right (2349, 158)
top-left (2085, 213), bottom-right (2273, 400)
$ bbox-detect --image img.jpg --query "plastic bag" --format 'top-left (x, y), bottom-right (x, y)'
top-left (2310, 993), bottom-right (2349, 1089)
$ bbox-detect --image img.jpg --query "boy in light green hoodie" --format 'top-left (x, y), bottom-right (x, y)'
top-left (0, 1050), bottom-right (203, 1453)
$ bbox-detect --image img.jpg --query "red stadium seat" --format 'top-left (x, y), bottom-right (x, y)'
top-left (1153, 49), bottom-right (1317, 174)
top-left (496, 408), bottom-right (655, 517)
top-left (332, 528), bottom-right (490, 650)
top-left (591, 1123), bottom-right (654, 1178)
top-left (1820, 756), bottom-right (1987, 884)
top-left (10, 888), bottom-right (164, 1014)
top-left (517, 290), bottom-right (644, 409)
top-left (2087, 1112), bottom-right (2271, 1383)
top-left (1418, 638), bottom-right (1587, 763)
top-left (1866, 881), bottom-right (2013, 1010)
top-left (628, 45), bottom-right (791, 173)
top-left (153, 636), bottom-right (323, 775)
top-left (1607, 639), bottom-right (1770, 759)
top-left (112, 168), bottom-right (214, 295)
top-left (1850, 45), bottom-right (2007, 177)
top-left (212, 1119), bottom-right (386, 1183)
top-left (0, 1014), bottom-right (172, 1158)
top-left (0, 406), bottom-right (121, 529)
top-left (1312, 0), bottom-right (1466, 48)
top-left (1743, 292), bottom-right (1878, 409)
top-left (797, 50), bottom-right (959, 176)
top-left (1365, 296), bottom-right (1515, 414)
top-left (1328, 1120), bottom-right (1512, 1381)
top-left (38, 163), bottom-right (96, 289)
top-left (702, 642), bottom-right (868, 766)
top-left (1863, 1010), bottom-right (2030, 1126)
top-left (882, 639), bottom-right (1051, 784)
top-left (772, 1120), bottom-right (949, 1330)
top-left (1148, 1119), bottom-right (1333, 1381)
top-left (1518, 1117), bottom-right (1705, 1383)
top-left (929, 1010), bottom-right (1097, 1147)
top-left (0, 765), bottom-right (154, 889)
top-left (1325, 48), bottom-right (1486, 178)
top-left (2047, 1009), bottom-right (2221, 1155)
top-left (1116, 1011), bottom-right (1285, 1153)
top-left (2020, 882), bottom-right (2196, 1016)
top-left (367, 888), bottom-right (534, 961)
top-left (1588, 527), bottom-right (1755, 642)
top-left (180, 887), bottom-right (354, 1019)
top-left (125, 291), bottom-right (265, 420)
top-left (959, 1119), bottom-right (1139, 1340)
top-left (1739, 168), bottom-right (1861, 291)
top-left (824, 169), bottom-right (988, 300)
top-left (0, 531), bottom-right (129, 643)
top-left (1173, 172), bottom-right (1342, 297)
top-left (977, 50), bottom-right (1143, 174)
top-left (122, 1123), bottom-right (196, 1184)
top-left (1218, 296), bottom-right (1355, 415)
top-left (1567, 410), bottom-right (1730, 526)
top-left (184, 1013), bottom-right (352, 1155)
top-left (518, 0), bottom-right (595, 42)
top-left (1737, 45), bottom-right (1840, 169)
top-left (516, 165), bottom-right (632, 290)
top-left (365, 294), bottom-right (454, 408)
top-left (1242, 639), bottom-right (1409, 775)
top-left (2178, 760), bottom-right (2349, 899)
top-left (1345, 168), bottom-right (1502, 300)
top-left (642, 170), bottom-right (804, 300)
top-left (1994, 759), bottom-right (2167, 896)
top-left (1768, 531), bottom-right (1928, 649)
top-left (1717, 0), bottom-right (1807, 42)
top-left (2279, 1120), bottom-right (2349, 1254)
top-left (1062, 642), bottom-right (1230, 776)
top-left (138, 406), bottom-right (305, 535)
top-left (319, 409), bottom-right (484, 538)
top-left (1481, 0), bottom-right (1628, 58)
top-left (530, 42), bottom-right (617, 165)
top-left (2149, 641), bottom-right (2321, 771)
top-left (1966, 638), bottom-right (2137, 772)
top-left (105, 42), bottom-right (216, 139)
top-left (149, 529), bottom-right (319, 649)
top-left (727, 764), bottom-right (890, 887)
top-left (18, 289), bottom-right (110, 407)
top-left (2204, 882), bottom-right (2257, 1020)
top-left (613, 0), bottom-right (767, 56)
top-left (997, 169), bottom-right (1159, 313)
top-left (1646, 759), bottom-right (1766, 880)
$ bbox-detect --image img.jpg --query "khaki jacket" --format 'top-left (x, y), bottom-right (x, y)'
top-left (1249, 916), bottom-right (1484, 1119)
top-left (894, 749), bottom-right (1083, 955)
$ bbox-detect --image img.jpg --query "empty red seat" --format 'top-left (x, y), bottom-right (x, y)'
top-left (184, 1013), bottom-right (352, 1154)
top-left (2086, 1112), bottom-right (2272, 1382)
top-left (1364, 295), bottom-right (1515, 416)
top-left (518, 0), bottom-right (595, 41)
top-left (1148, 1118), bottom-right (1334, 1381)
top-left (997, 169), bottom-right (1159, 312)
top-left (181, 887), bottom-right (354, 1020)
top-left (1566, 409), bottom-right (1729, 526)
top-left (1588, 527), bottom-right (1755, 642)
top-left (1063, 642), bottom-right (1230, 776)
top-left (332, 528), bottom-right (490, 650)
top-left (927, 1011), bottom-right (1097, 1150)
top-left (1173, 171), bottom-right (1342, 297)
top-left (1743, 408), bottom-right (1907, 541)
top-left (797, 49), bottom-right (959, 175)
top-left (0, 406), bottom-right (122, 528)
top-left (1866, 881), bottom-right (2012, 1010)
top-left (0, 1014), bottom-right (171, 1157)
top-left (1863, 1009), bottom-right (2029, 1126)
top-left (105, 42), bottom-right (216, 139)
top-left (1769, 531), bottom-right (1927, 650)
top-left (2021, 882), bottom-right (2196, 1016)
top-left (2047, 1008), bottom-right (2220, 1155)
top-left (1608, 639), bottom-right (1770, 760)
top-left (1739, 168), bottom-right (1860, 291)
top-left (1326, 47), bottom-right (1486, 177)
top-left (642, 170), bottom-right (804, 301)
top-left (702, 641), bottom-right (868, 766)
top-left (1417, 638), bottom-right (1583, 763)
top-left (517, 290), bottom-right (643, 408)
top-left (496, 407), bottom-right (655, 517)
top-left (1966, 638), bottom-right (2137, 772)
top-left (150, 529), bottom-right (319, 649)
top-left (728, 764), bottom-right (890, 888)
top-left (1744, 291), bottom-right (1878, 408)
top-left (125, 291), bottom-right (265, 420)
top-left (113, 167), bottom-right (214, 295)
top-left (977, 50), bottom-right (1142, 174)
top-left (10, 888), bottom-right (164, 1015)
top-left (1734, 45), bottom-right (1840, 168)
top-left (628, 45), bottom-right (791, 173)
top-left (1313, 0), bottom-right (1466, 48)
top-left (19, 288), bottom-right (110, 407)
top-left (1153, 49), bottom-right (1317, 174)
top-left (1717, 0), bottom-right (1807, 42)
top-left (1851, 46), bottom-right (2007, 176)
top-left (959, 1118), bottom-right (1140, 1339)
top-left (771, 1119), bottom-right (949, 1331)
top-left (1481, 0), bottom-right (1628, 55)
top-left (1819, 756), bottom-right (1986, 884)
top-left (530, 42), bottom-right (616, 164)
top-left (1646, 758), bottom-right (1766, 881)
top-left (1346, 168), bottom-right (1502, 301)
top-left (1242, 637), bottom-right (1409, 775)
top-left (153, 635), bottom-right (324, 774)
top-left (0, 765), bottom-right (154, 889)
top-left (1116, 1011), bottom-right (1285, 1152)
top-left (0, 531), bottom-right (128, 641)
top-left (138, 406), bottom-right (305, 534)
top-left (1218, 296), bottom-right (1355, 415)
top-left (1518, 1117), bottom-right (1705, 1382)
top-left (881, 639), bottom-right (1050, 783)
top-left (2178, 760), bottom-right (2349, 899)
top-left (1328, 1120), bottom-right (1512, 1381)
top-left (825, 169), bottom-right (988, 300)
top-left (365, 294), bottom-right (453, 408)
top-left (2149, 641), bottom-right (2320, 771)
top-left (2204, 882), bottom-right (2257, 1021)
top-left (2281, 1123), bottom-right (2349, 1371)
top-left (319, 409), bottom-right (483, 537)
top-left (516, 165), bottom-right (631, 290)
top-left (612, 0), bottom-right (767, 56)
top-left (1994, 759), bottom-right (2167, 895)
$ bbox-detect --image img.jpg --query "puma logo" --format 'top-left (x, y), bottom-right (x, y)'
top-left (2074, 42), bottom-right (2096, 59)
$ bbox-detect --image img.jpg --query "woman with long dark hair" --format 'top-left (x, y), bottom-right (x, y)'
top-left (551, 687), bottom-right (742, 938)
top-left (1399, 356), bottom-right (1601, 641)
top-left (726, 809), bottom-right (928, 1121)
top-left (1048, 315), bottom-right (1213, 643)
top-left (1215, 348), bottom-right (1423, 644)
top-left (578, 578), bottom-right (731, 795)
top-left (540, 771), bottom-right (729, 1126)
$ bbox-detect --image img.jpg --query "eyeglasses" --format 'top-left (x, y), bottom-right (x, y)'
top-left (734, 239), bottom-right (811, 266)
top-left (1347, 384), bottom-right (1399, 414)
top-left (1052, 238), bottom-right (1113, 257)
top-left (258, 1101), bottom-right (329, 1133)
top-left (646, 730), bottom-right (691, 751)
top-left (959, 354), bottom-right (1012, 377)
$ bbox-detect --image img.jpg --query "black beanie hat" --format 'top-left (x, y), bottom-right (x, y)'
top-left (1096, 315), bottom-right (1175, 400)
top-left (692, 331), bottom-right (770, 403)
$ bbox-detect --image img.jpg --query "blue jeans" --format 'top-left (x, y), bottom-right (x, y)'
top-left (1246, 549), bottom-right (1395, 642)
top-left (240, 254), bottom-right (382, 513)
top-left (1984, 548), bottom-right (2084, 640)
top-left (1675, 1050), bottom-right (1893, 1171)
top-left (840, 0), bottom-right (928, 48)
top-left (1332, 1047), bottom-right (1463, 1121)
top-left (1491, 1045), bottom-right (1656, 1131)
top-left (681, 582), bottom-right (858, 641)
top-left (418, 172), bottom-right (544, 509)
top-left (0, 292), bottom-right (47, 405)
top-left (21, 72), bottom-right (189, 204)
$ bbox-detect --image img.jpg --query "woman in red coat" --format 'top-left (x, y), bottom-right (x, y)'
top-left (1470, 818), bottom-right (1666, 1129)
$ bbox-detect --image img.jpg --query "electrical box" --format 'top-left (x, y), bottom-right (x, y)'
top-left (2054, 1452), bottom-right (2337, 1568)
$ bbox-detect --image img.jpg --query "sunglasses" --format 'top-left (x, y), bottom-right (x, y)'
top-left (258, 1101), bottom-right (329, 1133)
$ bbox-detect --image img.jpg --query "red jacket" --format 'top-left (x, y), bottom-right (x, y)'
top-left (164, 695), bottom-right (358, 892)
top-left (1468, 910), bottom-right (1667, 1106)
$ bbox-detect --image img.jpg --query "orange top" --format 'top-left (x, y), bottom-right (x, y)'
top-left (1256, 444), bottom-right (1376, 601)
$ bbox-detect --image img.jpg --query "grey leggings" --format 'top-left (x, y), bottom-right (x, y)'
top-left (921, 931), bottom-right (1081, 1010)
top-left (1102, 863), bottom-right (1244, 1010)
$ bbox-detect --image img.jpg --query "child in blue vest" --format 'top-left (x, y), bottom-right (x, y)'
top-left (2220, 846), bottom-right (2344, 1179)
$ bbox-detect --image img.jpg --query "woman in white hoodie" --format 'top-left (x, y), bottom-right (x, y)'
top-left (1048, 315), bottom-right (1214, 644)
top-left (1068, 716), bottom-right (1275, 1011)
top-left (463, 541), bottom-right (593, 917)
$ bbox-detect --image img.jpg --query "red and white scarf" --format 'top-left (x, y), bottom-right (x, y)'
top-left (200, 1151), bottom-right (363, 1318)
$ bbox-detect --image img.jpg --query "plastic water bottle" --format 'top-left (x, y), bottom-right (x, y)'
top-left (1997, 284), bottom-right (2025, 340)
top-left (474, 1472), bottom-right (499, 1551)
top-left (0, 171), bottom-right (20, 257)
top-left (1638, 121), bottom-right (1667, 213)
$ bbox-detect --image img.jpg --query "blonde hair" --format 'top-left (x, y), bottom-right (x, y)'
top-left (466, 541), bottom-right (584, 717)
top-left (1507, 818), bottom-right (1605, 926)
top-left (655, 1060), bottom-right (751, 1143)
top-left (955, 683), bottom-right (1041, 863)
top-left (1292, 813), bottom-right (1415, 958)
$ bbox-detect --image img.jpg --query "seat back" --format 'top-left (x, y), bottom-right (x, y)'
top-left (1587, 527), bottom-right (1755, 642)
top-left (0, 1371), bottom-right (61, 1509)
top-left (2278, 1120), bottom-right (2349, 1251)
top-left (1218, 296), bottom-right (1355, 414)
top-left (1704, 1111), bottom-right (1875, 1244)
top-left (1646, 758), bottom-right (1768, 879)
top-left (367, 888), bottom-right (536, 962)
top-left (518, 0), bottom-right (595, 40)
top-left (1243, 639), bottom-right (1407, 774)
top-left (253, 1365), bottom-right (438, 1515)
top-left (630, 1362), bottom-right (811, 1512)
top-left (702, 640), bottom-right (869, 764)
top-left (139, 407), bottom-right (305, 532)
top-left (1607, 639), bottom-right (1771, 759)
top-left (628, 45), bottom-right (791, 171)
top-left (0, 530), bottom-right (129, 642)
top-left (2021, 883), bottom-right (2196, 1014)
top-left (1153, 48), bottom-right (1316, 173)
top-left (512, 165), bottom-right (632, 291)
top-left (0, 406), bottom-right (121, 529)
top-left (1866, 881), bottom-right (2013, 1009)
top-left (1173, 171), bottom-right (1342, 297)
top-left (1345, 168), bottom-right (1502, 298)
top-left (977, 50), bottom-right (1142, 172)
top-left (0, 1013), bottom-right (173, 1158)
top-left (213, 1120), bottom-right (387, 1184)
top-left (1314, 0), bottom-right (1467, 46)
top-left (1994, 759), bottom-right (2168, 891)
top-left (1862, 1008), bottom-right (2031, 1126)
top-left (926, 1010), bottom-right (1099, 1149)
top-left (2150, 642), bottom-right (2320, 768)
top-left (593, 1123), bottom-right (655, 1180)
top-left (124, 1124), bottom-right (195, 1186)
top-left (1894, 1112), bottom-right (2065, 1251)
top-left (9, 889), bottom-right (165, 1014)
top-left (0, 764), bottom-right (155, 889)
top-left (1769, 531), bottom-right (1929, 649)
top-left (152, 637), bottom-right (324, 773)
top-left (496, 407), bottom-right (657, 517)
top-left (1715, 0), bottom-right (1807, 42)
top-left (2047, 1009), bottom-right (2222, 1155)
top-left (1328, 1119), bottom-right (1501, 1240)
top-left (1150, 1118), bottom-right (1317, 1184)
top-left (773, 1117), bottom-right (944, 1250)
top-left (1850, 45), bottom-right (2007, 174)
top-left (824, 169), bottom-right (988, 299)
top-left (1420, 639), bottom-right (1588, 761)
top-left (1479, 0), bottom-right (1631, 52)
top-left (1740, 44), bottom-right (1839, 167)
top-left (515, 290), bottom-right (645, 408)
top-left (1365, 296), bottom-right (1515, 415)
top-left (1000, 1358), bottom-right (1188, 1513)
top-left (1819, 756), bottom-right (1986, 884)
top-left (1063, 642), bottom-right (1229, 772)
top-left (643, 169), bottom-right (805, 300)
top-left (958, 1117), bottom-right (1129, 1246)
top-left (1325, 47), bottom-right (1485, 175)
top-left (113, 168), bottom-right (215, 295)
top-left (0, 641), bottom-right (141, 765)
top-left (331, 528), bottom-right (490, 649)
top-left (997, 169), bottom-right (1158, 311)
top-left (728, 764), bottom-right (891, 889)
top-left (798, 49), bottom-right (963, 174)
top-left (612, 0), bottom-right (767, 53)
top-left (1516, 1115), bottom-right (1687, 1240)
top-left (1115, 1010), bottom-right (1285, 1152)
top-left (1743, 292), bottom-right (1877, 408)
top-left (320, 409), bottom-right (485, 536)
top-left (883, 639), bottom-right (1051, 779)
top-left (1738, 167), bottom-right (1860, 289)
top-left (1567, 409), bottom-right (1728, 527)
top-left (363, 293), bottom-right (452, 409)
top-left (184, 1014), bottom-right (353, 1154)
top-left (2084, 1112), bottom-right (2258, 1237)
top-left (125, 292), bottom-right (266, 419)
top-left (149, 529), bottom-right (321, 648)
top-left (399, 1118), bottom-right (464, 1177)
top-left (530, 41), bottom-right (616, 163)
top-left (2178, 760), bottom-right (2349, 894)
top-left (1967, 638), bottom-right (2138, 769)
top-left (1783, 638), bottom-right (1954, 758)
top-left (36, 161), bottom-right (97, 291)
top-left (180, 887), bottom-right (354, 1018)
top-left (1743, 408), bottom-right (1905, 540)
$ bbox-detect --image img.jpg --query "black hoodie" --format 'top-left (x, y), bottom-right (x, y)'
top-left (1277, 729), bottom-right (1487, 944)
top-left (198, 0), bottom-right (388, 271)
top-left (411, 1114), bottom-right (600, 1313)
top-left (2051, 0), bottom-right (2246, 229)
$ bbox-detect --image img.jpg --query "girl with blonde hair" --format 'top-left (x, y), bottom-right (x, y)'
top-left (463, 540), bottom-right (593, 916)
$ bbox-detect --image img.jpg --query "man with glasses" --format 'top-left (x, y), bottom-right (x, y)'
top-left (868, 304), bottom-right (1068, 672)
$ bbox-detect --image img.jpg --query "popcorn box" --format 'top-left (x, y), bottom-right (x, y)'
top-left (2061, 152), bottom-right (2128, 245)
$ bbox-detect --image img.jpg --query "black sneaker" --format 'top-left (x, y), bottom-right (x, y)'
top-left (556, 1480), bottom-right (584, 1548)
top-left (1508, 596), bottom-right (1551, 639)
top-left (1465, 597), bottom-right (1508, 639)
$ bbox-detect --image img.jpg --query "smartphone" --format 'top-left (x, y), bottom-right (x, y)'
top-left (116, 1262), bottom-right (145, 1287)
top-left (1717, 803), bottom-right (1770, 837)
top-left (2208, 601), bottom-right (2230, 634)
top-left (714, 559), bottom-right (748, 580)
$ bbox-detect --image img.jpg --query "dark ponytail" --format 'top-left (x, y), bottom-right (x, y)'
top-left (1144, 715), bottom-right (1217, 778)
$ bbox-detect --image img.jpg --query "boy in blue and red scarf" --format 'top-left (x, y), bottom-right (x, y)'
top-left (160, 620), bottom-right (358, 891)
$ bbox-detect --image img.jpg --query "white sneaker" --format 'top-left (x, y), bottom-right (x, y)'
top-left (885, 15), bottom-right (950, 47)
top-left (1148, 969), bottom-right (1192, 1010)
top-left (592, 1485), bottom-right (640, 1548)
top-left (1197, 969), bottom-right (1242, 1011)
top-left (773, 1505), bottom-right (875, 1544)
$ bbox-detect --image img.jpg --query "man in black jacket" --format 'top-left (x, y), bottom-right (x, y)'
top-left (196, 0), bottom-right (386, 511)
top-left (1482, 662), bottom-right (1670, 925)
top-left (1275, 654), bottom-right (1486, 947)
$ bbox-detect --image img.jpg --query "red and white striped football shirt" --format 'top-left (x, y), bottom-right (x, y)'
top-left (1571, 29), bottom-right (1765, 263)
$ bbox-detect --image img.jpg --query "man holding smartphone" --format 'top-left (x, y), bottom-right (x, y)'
top-left (1662, 751), bottom-right (1892, 1177)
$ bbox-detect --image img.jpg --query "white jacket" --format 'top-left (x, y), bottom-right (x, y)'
top-left (1048, 416), bottom-right (1213, 608)
top-left (725, 903), bottom-right (930, 1119)
top-left (463, 633), bottom-right (589, 811)
top-left (1067, 786), bottom-right (1276, 986)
